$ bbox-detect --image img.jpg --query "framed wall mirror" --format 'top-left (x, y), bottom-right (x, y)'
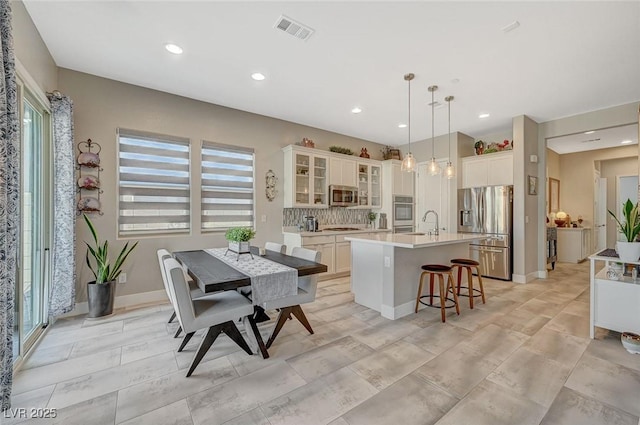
top-left (549, 177), bottom-right (560, 214)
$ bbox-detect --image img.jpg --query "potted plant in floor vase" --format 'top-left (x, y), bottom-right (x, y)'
top-left (225, 227), bottom-right (256, 259)
top-left (608, 199), bottom-right (640, 262)
top-left (83, 214), bottom-right (138, 318)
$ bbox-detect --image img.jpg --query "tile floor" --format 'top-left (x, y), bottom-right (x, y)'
top-left (7, 261), bottom-right (640, 425)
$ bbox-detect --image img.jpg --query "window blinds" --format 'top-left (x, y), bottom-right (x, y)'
top-left (201, 141), bottom-right (254, 231)
top-left (118, 129), bottom-right (190, 235)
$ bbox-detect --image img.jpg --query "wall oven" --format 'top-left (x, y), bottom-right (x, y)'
top-left (393, 195), bottom-right (414, 233)
top-left (329, 185), bottom-right (358, 207)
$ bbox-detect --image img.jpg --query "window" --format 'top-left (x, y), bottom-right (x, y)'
top-left (201, 141), bottom-right (254, 231)
top-left (118, 129), bottom-right (190, 235)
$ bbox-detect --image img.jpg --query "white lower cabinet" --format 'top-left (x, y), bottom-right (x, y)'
top-left (284, 230), bottom-right (390, 278)
top-left (304, 243), bottom-right (335, 276)
top-left (557, 227), bottom-right (591, 263)
top-left (335, 242), bottom-right (351, 273)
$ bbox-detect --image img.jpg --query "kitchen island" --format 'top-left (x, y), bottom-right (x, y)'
top-left (345, 232), bottom-right (487, 320)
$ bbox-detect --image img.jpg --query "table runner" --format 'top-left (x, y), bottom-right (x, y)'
top-left (204, 248), bottom-right (297, 305)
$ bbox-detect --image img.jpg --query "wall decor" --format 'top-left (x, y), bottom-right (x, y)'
top-left (77, 138), bottom-right (103, 214)
top-left (388, 148), bottom-right (401, 160)
top-left (265, 169), bottom-right (277, 202)
top-left (528, 175), bottom-right (538, 196)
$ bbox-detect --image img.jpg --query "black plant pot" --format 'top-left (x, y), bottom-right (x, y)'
top-left (87, 280), bottom-right (116, 318)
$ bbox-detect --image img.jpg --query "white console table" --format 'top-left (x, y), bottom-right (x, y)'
top-left (589, 251), bottom-right (640, 338)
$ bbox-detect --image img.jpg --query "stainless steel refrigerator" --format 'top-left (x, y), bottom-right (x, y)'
top-left (458, 185), bottom-right (513, 280)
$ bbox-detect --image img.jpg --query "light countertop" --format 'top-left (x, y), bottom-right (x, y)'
top-left (282, 227), bottom-right (392, 236)
top-left (345, 232), bottom-right (488, 249)
top-left (556, 227), bottom-right (591, 231)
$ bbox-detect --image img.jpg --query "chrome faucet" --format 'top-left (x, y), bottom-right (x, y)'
top-left (422, 210), bottom-right (439, 236)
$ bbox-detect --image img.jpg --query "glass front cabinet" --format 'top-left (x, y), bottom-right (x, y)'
top-left (357, 162), bottom-right (382, 208)
top-left (283, 146), bottom-right (328, 208)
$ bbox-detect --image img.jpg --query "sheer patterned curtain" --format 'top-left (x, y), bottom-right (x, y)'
top-left (48, 94), bottom-right (76, 317)
top-left (0, 0), bottom-right (19, 412)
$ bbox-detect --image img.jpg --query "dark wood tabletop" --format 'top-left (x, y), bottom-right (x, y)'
top-left (173, 246), bottom-right (328, 294)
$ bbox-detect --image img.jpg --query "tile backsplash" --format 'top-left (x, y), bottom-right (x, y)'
top-left (283, 208), bottom-right (371, 226)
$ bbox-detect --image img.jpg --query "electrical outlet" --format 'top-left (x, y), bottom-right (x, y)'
top-left (261, 215), bottom-right (267, 222)
top-left (384, 256), bottom-right (391, 267)
top-left (118, 273), bottom-right (127, 283)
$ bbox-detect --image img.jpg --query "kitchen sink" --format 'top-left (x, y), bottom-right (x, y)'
top-left (323, 227), bottom-right (362, 231)
top-left (405, 232), bottom-right (426, 236)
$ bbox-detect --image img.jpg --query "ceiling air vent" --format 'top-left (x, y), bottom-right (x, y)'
top-left (274, 15), bottom-right (314, 41)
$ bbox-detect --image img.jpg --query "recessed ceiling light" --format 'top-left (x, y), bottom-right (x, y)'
top-left (621, 140), bottom-right (634, 144)
top-left (478, 113), bottom-right (490, 119)
top-left (584, 130), bottom-right (595, 135)
top-left (398, 123), bottom-right (407, 128)
top-left (251, 73), bottom-right (266, 81)
top-left (351, 107), bottom-right (362, 114)
top-left (164, 43), bottom-right (183, 55)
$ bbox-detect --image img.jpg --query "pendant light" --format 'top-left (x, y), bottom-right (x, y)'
top-left (444, 95), bottom-right (456, 179)
top-left (427, 85), bottom-right (441, 176)
top-left (401, 73), bottom-right (416, 172)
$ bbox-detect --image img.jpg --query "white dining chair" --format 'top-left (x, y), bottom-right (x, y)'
top-left (265, 242), bottom-right (287, 254)
top-left (163, 257), bottom-right (264, 376)
top-left (157, 249), bottom-right (204, 338)
top-left (263, 247), bottom-right (321, 349)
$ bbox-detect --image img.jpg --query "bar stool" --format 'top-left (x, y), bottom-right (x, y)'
top-left (450, 258), bottom-right (486, 309)
top-left (415, 264), bottom-right (460, 322)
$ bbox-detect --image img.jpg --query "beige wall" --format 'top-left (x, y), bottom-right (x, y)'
top-left (558, 145), bottom-right (637, 230)
top-left (12, 0), bottom-right (57, 92)
top-left (601, 156), bottom-right (638, 247)
top-left (513, 115), bottom-right (540, 281)
top-left (58, 69), bottom-right (386, 302)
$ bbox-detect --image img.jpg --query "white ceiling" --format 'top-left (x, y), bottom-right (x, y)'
top-left (547, 123), bottom-right (638, 155)
top-left (23, 1), bottom-right (640, 146)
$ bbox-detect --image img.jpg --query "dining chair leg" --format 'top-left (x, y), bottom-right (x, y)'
top-left (174, 326), bottom-right (182, 339)
top-left (266, 307), bottom-right (292, 349)
top-left (178, 331), bottom-right (195, 352)
top-left (221, 321), bottom-right (253, 356)
top-left (168, 311), bottom-right (176, 324)
top-left (247, 315), bottom-right (270, 359)
top-left (186, 325), bottom-right (223, 377)
top-left (291, 305), bottom-right (313, 335)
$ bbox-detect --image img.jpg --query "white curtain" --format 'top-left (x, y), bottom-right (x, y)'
top-left (0, 0), bottom-right (19, 412)
top-left (48, 94), bottom-right (76, 317)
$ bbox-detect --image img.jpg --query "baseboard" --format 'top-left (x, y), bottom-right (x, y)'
top-left (382, 300), bottom-right (414, 320)
top-left (60, 289), bottom-right (169, 318)
top-left (512, 271), bottom-right (541, 284)
top-left (318, 271), bottom-right (350, 281)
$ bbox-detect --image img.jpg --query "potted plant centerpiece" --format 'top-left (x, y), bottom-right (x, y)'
top-left (83, 214), bottom-right (138, 318)
top-left (225, 227), bottom-right (256, 259)
top-left (609, 199), bottom-right (640, 262)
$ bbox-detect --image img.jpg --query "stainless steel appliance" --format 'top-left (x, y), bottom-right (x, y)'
top-left (393, 195), bottom-right (414, 233)
top-left (329, 185), bottom-right (358, 207)
top-left (304, 216), bottom-right (318, 232)
top-left (379, 213), bottom-right (388, 230)
top-left (458, 185), bottom-right (513, 280)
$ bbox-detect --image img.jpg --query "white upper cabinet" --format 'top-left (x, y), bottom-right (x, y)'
top-left (461, 151), bottom-right (513, 188)
top-left (391, 162), bottom-right (414, 196)
top-left (356, 162), bottom-right (383, 208)
top-left (329, 157), bottom-right (357, 187)
top-left (283, 146), bottom-right (329, 208)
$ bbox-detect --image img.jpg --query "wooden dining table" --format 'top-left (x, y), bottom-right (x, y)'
top-left (173, 246), bottom-right (327, 358)
top-left (173, 246), bottom-right (327, 294)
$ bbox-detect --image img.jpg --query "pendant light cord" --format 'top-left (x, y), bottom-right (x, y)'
top-left (447, 97), bottom-right (451, 160)
top-left (431, 87), bottom-right (435, 158)
top-left (408, 76), bottom-right (411, 152)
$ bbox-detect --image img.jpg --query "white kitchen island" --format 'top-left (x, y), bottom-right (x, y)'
top-left (345, 232), bottom-right (487, 320)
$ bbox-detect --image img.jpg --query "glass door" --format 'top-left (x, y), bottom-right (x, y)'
top-left (358, 163), bottom-right (369, 206)
top-left (18, 90), bottom-right (50, 357)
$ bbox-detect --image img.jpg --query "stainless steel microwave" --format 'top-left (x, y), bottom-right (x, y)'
top-left (329, 185), bottom-right (358, 207)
